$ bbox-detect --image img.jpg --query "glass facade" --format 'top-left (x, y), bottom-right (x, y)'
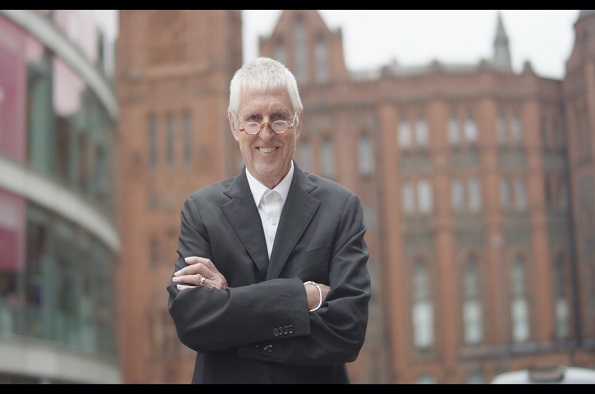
top-left (0, 10), bottom-right (120, 383)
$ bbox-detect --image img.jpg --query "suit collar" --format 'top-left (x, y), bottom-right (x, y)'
top-left (221, 168), bottom-right (269, 280)
top-left (266, 165), bottom-right (320, 279)
top-left (221, 165), bottom-right (320, 281)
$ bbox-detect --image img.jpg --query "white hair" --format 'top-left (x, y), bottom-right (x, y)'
top-left (228, 57), bottom-right (303, 121)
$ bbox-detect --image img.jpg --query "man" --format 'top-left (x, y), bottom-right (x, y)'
top-left (167, 57), bottom-right (371, 384)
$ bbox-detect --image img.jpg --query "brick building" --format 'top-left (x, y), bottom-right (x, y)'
top-left (116, 10), bottom-right (595, 383)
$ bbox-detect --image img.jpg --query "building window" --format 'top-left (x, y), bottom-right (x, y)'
top-left (166, 114), bottom-right (174, 166)
top-left (451, 178), bottom-right (464, 210)
top-left (514, 178), bottom-right (527, 211)
top-left (496, 114), bottom-right (507, 145)
top-left (501, 175), bottom-right (528, 211)
top-left (183, 112), bottom-right (192, 166)
top-left (412, 260), bottom-right (434, 349)
top-left (398, 119), bottom-right (411, 149)
top-left (298, 139), bottom-right (311, 173)
top-left (94, 146), bottom-right (109, 201)
top-left (511, 256), bottom-right (530, 343)
top-left (464, 115), bottom-right (477, 144)
top-left (552, 255), bottom-right (570, 340)
top-left (468, 177), bottom-right (481, 211)
top-left (149, 115), bottom-right (158, 169)
top-left (540, 115), bottom-right (549, 148)
top-left (511, 114), bottom-right (522, 145)
top-left (402, 181), bottom-right (415, 214)
top-left (314, 36), bottom-right (328, 83)
top-left (417, 179), bottom-right (433, 214)
top-left (55, 117), bottom-right (71, 182)
top-left (150, 236), bottom-right (159, 269)
top-left (500, 177), bottom-right (511, 209)
top-left (451, 176), bottom-right (482, 212)
top-left (462, 256), bottom-right (483, 345)
top-left (358, 133), bottom-right (373, 177)
top-left (556, 176), bottom-right (568, 210)
top-left (552, 114), bottom-right (564, 147)
top-left (415, 118), bottom-right (428, 148)
top-left (321, 137), bottom-right (334, 179)
top-left (448, 115), bottom-right (460, 145)
top-left (362, 202), bottom-right (376, 231)
top-left (402, 178), bottom-right (433, 214)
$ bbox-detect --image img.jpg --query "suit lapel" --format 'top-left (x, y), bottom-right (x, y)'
top-left (221, 169), bottom-right (269, 281)
top-left (266, 168), bottom-right (320, 280)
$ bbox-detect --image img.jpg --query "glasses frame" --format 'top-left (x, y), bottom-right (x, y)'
top-left (236, 112), bottom-right (297, 135)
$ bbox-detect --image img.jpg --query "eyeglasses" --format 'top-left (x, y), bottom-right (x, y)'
top-left (237, 113), bottom-right (297, 135)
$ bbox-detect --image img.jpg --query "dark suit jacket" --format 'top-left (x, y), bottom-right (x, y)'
top-left (166, 163), bottom-right (371, 384)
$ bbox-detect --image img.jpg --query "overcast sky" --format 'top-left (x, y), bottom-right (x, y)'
top-left (242, 10), bottom-right (580, 80)
top-left (94, 10), bottom-right (580, 80)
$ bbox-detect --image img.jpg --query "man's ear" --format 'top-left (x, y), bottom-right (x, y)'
top-left (228, 112), bottom-right (240, 141)
top-left (295, 111), bottom-right (303, 137)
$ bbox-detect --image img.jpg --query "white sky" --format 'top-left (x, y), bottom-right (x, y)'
top-left (242, 10), bottom-right (580, 80)
top-left (93, 10), bottom-right (581, 80)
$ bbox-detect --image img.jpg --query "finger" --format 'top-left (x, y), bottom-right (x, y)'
top-left (176, 284), bottom-right (195, 290)
top-left (174, 262), bottom-right (203, 277)
top-left (184, 256), bottom-right (210, 266)
top-left (185, 256), bottom-right (221, 275)
top-left (200, 259), bottom-right (223, 276)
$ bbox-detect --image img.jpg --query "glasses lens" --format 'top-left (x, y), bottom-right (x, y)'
top-left (241, 119), bottom-right (292, 134)
top-left (272, 120), bottom-right (288, 134)
top-left (244, 122), bottom-right (260, 134)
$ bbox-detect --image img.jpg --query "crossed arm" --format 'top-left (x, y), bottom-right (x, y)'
top-left (172, 256), bottom-right (330, 311)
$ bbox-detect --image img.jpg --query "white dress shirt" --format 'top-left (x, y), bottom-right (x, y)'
top-left (246, 161), bottom-right (294, 258)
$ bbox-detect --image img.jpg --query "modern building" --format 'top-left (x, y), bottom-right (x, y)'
top-left (0, 10), bottom-right (121, 383)
top-left (117, 10), bottom-right (593, 384)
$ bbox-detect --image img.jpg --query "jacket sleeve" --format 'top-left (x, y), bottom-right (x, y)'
top-left (167, 197), bottom-right (313, 352)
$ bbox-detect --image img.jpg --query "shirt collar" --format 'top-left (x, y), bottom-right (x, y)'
top-left (246, 160), bottom-right (294, 206)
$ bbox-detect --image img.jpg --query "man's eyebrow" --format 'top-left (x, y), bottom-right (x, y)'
top-left (271, 109), bottom-right (292, 117)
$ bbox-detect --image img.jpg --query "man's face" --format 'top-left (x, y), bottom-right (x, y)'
top-left (229, 88), bottom-right (302, 189)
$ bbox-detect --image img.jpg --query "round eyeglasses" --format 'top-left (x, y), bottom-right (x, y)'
top-left (238, 113), bottom-right (297, 135)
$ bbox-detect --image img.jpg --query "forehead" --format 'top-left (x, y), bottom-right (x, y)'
top-left (239, 88), bottom-right (292, 113)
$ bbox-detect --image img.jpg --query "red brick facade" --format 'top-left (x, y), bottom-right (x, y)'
top-left (116, 10), bottom-right (595, 383)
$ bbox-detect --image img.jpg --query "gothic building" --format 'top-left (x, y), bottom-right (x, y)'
top-left (116, 10), bottom-right (595, 383)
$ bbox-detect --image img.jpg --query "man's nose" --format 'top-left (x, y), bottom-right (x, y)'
top-left (259, 122), bottom-right (275, 137)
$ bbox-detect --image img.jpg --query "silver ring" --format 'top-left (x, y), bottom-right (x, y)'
top-left (200, 276), bottom-right (206, 286)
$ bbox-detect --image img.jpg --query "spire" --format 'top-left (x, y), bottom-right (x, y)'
top-left (492, 12), bottom-right (512, 72)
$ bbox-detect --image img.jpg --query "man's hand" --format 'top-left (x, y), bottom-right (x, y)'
top-left (172, 256), bottom-right (229, 290)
